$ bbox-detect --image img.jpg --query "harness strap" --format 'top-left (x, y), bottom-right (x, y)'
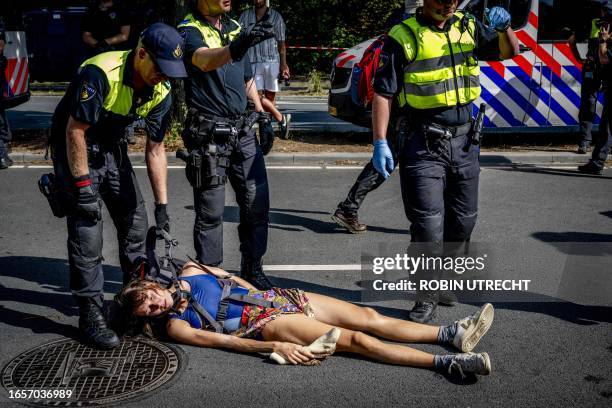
top-left (187, 294), bottom-right (225, 333)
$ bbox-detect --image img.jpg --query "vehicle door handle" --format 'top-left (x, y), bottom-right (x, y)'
top-left (519, 45), bottom-right (532, 53)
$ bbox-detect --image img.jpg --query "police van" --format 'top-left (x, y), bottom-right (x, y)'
top-left (328, 0), bottom-right (599, 132)
top-left (1, 20), bottom-right (30, 109)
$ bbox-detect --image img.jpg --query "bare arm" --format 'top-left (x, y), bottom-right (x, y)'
top-left (246, 78), bottom-right (264, 111)
top-left (498, 28), bottom-right (519, 60)
top-left (192, 46), bottom-right (233, 72)
top-left (0, 39), bottom-right (5, 55)
top-left (599, 25), bottom-right (611, 65)
top-left (82, 31), bottom-right (98, 48)
top-left (168, 319), bottom-right (279, 351)
top-left (372, 93), bottom-right (392, 142)
top-left (104, 25), bottom-right (130, 46)
top-left (568, 34), bottom-right (584, 63)
top-left (66, 116), bottom-right (91, 177)
top-left (278, 41), bottom-right (289, 77)
top-left (167, 319), bottom-right (316, 364)
top-left (145, 138), bottom-right (168, 204)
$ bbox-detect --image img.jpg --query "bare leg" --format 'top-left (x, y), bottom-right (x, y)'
top-left (262, 314), bottom-right (435, 368)
top-left (261, 97), bottom-right (283, 122)
top-left (306, 292), bottom-right (440, 343)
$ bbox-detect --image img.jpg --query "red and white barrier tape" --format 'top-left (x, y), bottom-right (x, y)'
top-left (287, 45), bottom-right (348, 51)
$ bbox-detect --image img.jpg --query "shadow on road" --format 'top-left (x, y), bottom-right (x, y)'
top-left (0, 256), bottom-right (122, 335)
top-left (183, 205), bottom-right (408, 234)
top-left (489, 165), bottom-right (612, 179)
top-left (0, 305), bottom-right (79, 338)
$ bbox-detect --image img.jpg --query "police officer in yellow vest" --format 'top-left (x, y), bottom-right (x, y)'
top-left (569, 1), bottom-right (610, 154)
top-left (49, 23), bottom-right (187, 349)
top-left (177, 0), bottom-right (276, 289)
top-left (371, 0), bottom-right (518, 323)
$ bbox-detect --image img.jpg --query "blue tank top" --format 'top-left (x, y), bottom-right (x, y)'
top-left (169, 274), bottom-right (248, 332)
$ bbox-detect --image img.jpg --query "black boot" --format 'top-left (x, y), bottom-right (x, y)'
top-left (241, 257), bottom-right (274, 290)
top-left (78, 298), bottom-right (120, 349)
top-left (578, 161), bottom-right (603, 175)
top-left (0, 146), bottom-right (12, 169)
top-left (408, 292), bottom-right (439, 323)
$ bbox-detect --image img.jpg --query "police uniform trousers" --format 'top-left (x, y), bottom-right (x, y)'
top-left (338, 123), bottom-right (399, 216)
top-left (591, 84), bottom-right (612, 169)
top-left (193, 127), bottom-right (270, 266)
top-left (53, 141), bottom-right (148, 307)
top-left (578, 71), bottom-right (602, 144)
top-left (398, 123), bottom-right (480, 248)
top-left (0, 106), bottom-right (11, 148)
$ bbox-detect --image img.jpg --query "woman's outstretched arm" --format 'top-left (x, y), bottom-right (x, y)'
top-left (167, 319), bottom-right (316, 364)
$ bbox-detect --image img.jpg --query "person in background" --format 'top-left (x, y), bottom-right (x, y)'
top-left (239, 0), bottom-right (291, 140)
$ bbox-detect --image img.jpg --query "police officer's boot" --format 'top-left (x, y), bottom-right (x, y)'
top-left (408, 292), bottom-right (439, 323)
top-left (241, 256), bottom-right (274, 290)
top-left (78, 297), bottom-right (120, 349)
top-left (0, 144), bottom-right (13, 169)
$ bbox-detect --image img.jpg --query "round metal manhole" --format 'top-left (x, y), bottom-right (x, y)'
top-left (2, 337), bottom-right (184, 407)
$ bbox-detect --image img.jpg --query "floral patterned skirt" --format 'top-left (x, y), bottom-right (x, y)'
top-left (232, 287), bottom-right (315, 339)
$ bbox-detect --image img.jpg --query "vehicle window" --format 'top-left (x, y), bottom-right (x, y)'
top-left (463, 0), bottom-right (532, 30)
top-left (539, 0), bottom-right (599, 42)
top-left (539, 0), bottom-right (579, 41)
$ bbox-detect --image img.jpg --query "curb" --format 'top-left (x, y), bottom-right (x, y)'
top-left (7, 151), bottom-right (608, 166)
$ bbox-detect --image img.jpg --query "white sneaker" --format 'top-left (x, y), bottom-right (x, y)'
top-left (452, 303), bottom-right (494, 352)
top-left (448, 352), bottom-right (491, 378)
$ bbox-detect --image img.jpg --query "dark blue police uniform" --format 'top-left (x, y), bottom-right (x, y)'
top-left (374, 11), bottom-right (501, 321)
top-left (178, 15), bottom-right (270, 272)
top-left (50, 51), bottom-right (172, 308)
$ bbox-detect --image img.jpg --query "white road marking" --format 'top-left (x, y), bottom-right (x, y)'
top-left (8, 165), bottom-right (25, 168)
top-left (263, 264), bottom-right (361, 271)
top-left (326, 166), bottom-right (367, 170)
top-left (267, 165), bottom-right (322, 169)
top-left (27, 165), bottom-right (53, 169)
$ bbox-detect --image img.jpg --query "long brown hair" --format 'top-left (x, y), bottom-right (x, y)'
top-left (114, 279), bottom-right (171, 339)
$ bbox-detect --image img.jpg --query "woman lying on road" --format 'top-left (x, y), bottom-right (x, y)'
top-left (118, 261), bottom-right (494, 377)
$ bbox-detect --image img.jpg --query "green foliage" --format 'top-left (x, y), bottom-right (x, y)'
top-left (234, 0), bottom-right (405, 75)
top-left (308, 70), bottom-right (323, 93)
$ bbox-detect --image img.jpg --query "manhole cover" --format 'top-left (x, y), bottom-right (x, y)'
top-left (2, 337), bottom-right (183, 406)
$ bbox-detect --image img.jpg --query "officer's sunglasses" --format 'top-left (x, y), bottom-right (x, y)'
top-left (145, 49), bottom-right (165, 77)
top-left (434, 0), bottom-right (457, 4)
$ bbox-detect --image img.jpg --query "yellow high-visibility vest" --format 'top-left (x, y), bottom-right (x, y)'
top-left (388, 12), bottom-right (481, 110)
top-left (80, 51), bottom-right (170, 118)
top-left (178, 13), bottom-right (241, 48)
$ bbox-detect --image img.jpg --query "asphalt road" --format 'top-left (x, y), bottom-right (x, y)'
top-left (6, 95), bottom-right (369, 133)
top-left (1, 165), bottom-right (611, 407)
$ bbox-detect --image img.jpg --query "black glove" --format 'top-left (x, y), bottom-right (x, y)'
top-left (95, 40), bottom-right (113, 54)
top-left (0, 55), bottom-right (7, 73)
top-left (257, 112), bottom-right (275, 155)
top-left (75, 178), bottom-right (102, 222)
top-left (154, 203), bottom-right (170, 238)
top-left (229, 21), bottom-right (275, 61)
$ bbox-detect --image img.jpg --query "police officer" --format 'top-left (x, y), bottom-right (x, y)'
top-left (371, 0), bottom-right (518, 322)
top-left (177, 0), bottom-right (275, 289)
top-left (50, 23), bottom-right (187, 348)
top-left (569, 1), bottom-right (609, 154)
top-left (0, 24), bottom-right (12, 169)
top-left (82, 0), bottom-right (132, 56)
top-left (579, 3), bottom-right (612, 175)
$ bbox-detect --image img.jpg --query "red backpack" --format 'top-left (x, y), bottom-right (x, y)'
top-left (351, 34), bottom-right (387, 108)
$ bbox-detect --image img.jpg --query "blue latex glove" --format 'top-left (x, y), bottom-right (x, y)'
top-left (485, 7), bottom-right (511, 32)
top-left (372, 139), bottom-right (394, 179)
